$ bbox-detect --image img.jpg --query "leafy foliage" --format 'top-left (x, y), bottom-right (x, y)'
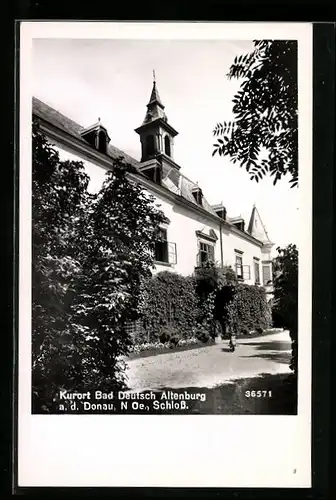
top-left (224, 284), bottom-right (272, 335)
top-left (32, 120), bottom-right (91, 410)
top-left (195, 262), bottom-right (238, 300)
top-left (194, 263), bottom-right (238, 335)
top-left (213, 40), bottom-right (298, 187)
top-left (272, 244), bottom-right (298, 374)
top-left (135, 271), bottom-right (199, 344)
top-left (32, 121), bottom-right (165, 411)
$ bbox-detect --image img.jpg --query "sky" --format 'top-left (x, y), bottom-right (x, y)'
top-left (32, 38), bottom-right (299, 249)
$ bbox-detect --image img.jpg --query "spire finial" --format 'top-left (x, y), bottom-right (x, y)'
top-left (153, 69), bottom-right (156, 83)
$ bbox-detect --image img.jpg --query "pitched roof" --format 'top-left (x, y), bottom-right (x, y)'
top-left (33, 96), bottom-right (139, 170)
top-left (140, 80), bottom-right (168, 126)
top-left (247, 205), bottom-right (273, 244)
top-left (148, 81), bottom-right (164, 107)
top-left (32, 96), bottom-right (218, 218)
top-left (32, 97), bottom-right (271, 247)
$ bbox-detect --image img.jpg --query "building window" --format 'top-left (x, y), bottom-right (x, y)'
top-left (198, 242), bottom-right (215, 266)
top-left (254, 258), bottom-right (260, 285)
top-left (262, 264), bottom-right (272, 285)
top-left (155, 228), bottom-right (168, 262)
top-left (164, 135), bottom-right (171, 156)
top-left (125, 319), bottom-right (143, 338)
top-left (154, 228), bottom-right (177, 264)
top-left (146, 134), bottom-right (155, 156)
top-left (235, 253), bottom-right (243, 279)
top-left (235, 252), bottom-right (251, 280)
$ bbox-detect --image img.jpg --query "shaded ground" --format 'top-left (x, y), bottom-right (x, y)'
top-left (126, 328), bottom-right (283, 361)
top-left (34, 331), bottom-right (296, 415)
top-left (125, 330), bottom-right (292, 392)
top-left (126, 339), bottom-right (216, 361)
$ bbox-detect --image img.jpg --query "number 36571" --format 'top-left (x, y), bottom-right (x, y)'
top-left (245, 390), bottom-right (272, 398)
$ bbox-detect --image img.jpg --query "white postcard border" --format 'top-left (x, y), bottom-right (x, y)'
top-left (18, 21), bottom-right (312, 488)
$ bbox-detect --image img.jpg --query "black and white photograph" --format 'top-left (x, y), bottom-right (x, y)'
top-left (18, 21), bottom-right (312, 488)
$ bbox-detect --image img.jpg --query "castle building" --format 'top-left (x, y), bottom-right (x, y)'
top-left (32, 76), bottom-right (274, 298)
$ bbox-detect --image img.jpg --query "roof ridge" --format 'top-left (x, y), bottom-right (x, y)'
top-left (32, 96), bottom-right (141, 167)
top-left (33, 96), bottom-right (85, 131)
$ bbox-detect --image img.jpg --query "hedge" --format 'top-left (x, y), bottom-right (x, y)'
top-left (132, 270), bottom-right (272, 346)
top-left (135, 271), bottom-right (199, 343)
top-left (216, 283), bottom-right (272, 335)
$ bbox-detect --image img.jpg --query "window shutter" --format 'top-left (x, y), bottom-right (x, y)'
top-left (168, 242), bottom-right (177, 265)
top-left (209, 245), bottom-right (215, 261)
top-left (243, 265), bottom-right (251, 280)
top-left (254, 262), bottom-right (260, 284)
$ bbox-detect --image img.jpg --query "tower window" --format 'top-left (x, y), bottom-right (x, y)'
top-left (164, 135), bottom-right (171, 156)
top-left (146, 134), bottom-right (155, 156)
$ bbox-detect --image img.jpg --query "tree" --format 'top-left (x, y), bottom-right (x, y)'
top-left (32, 120), bottom-right (90, 410)
top-left (272, 244), bottom-right (298, 374)
top-left (32, 121), bottom-right (165, 411)
top-left (213, 40), bottom-right (298, 187)
top-left (71, 159), bottom-right (165, 391)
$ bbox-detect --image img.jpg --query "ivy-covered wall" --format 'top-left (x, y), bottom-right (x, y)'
top-left (133, 270), bottom-right (272, 346)
top-left (137, 271), bottom-right (199, 343)
top-left (217, 283), bottom-right (272, 335)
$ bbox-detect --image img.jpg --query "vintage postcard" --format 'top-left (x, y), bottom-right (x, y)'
top-left (18, 21), bottom-right (312, 488)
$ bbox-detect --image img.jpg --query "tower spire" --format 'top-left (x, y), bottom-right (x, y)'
top-left (135, 75), bottom-right (179, 164)
top-left (148, 73), bottom-right (163, 107)
top-left (247, 205), bottom-right (273, 244)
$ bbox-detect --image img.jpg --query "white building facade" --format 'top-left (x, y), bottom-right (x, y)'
top-left (32, 79), bottom-right (274, 298)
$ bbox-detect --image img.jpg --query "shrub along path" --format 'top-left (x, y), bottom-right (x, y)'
top-left (125, 330), bottom-right (292, 392)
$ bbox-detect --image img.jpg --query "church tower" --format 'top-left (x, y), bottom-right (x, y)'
top-left (135, 72), bottom-right (180, 185)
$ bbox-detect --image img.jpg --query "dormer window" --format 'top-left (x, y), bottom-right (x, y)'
top-left (230, 217), bottom-right (245, 232)
top-left (192, 187), bottom-right (203, 206)
top-left (80, 120), bottom-right (110, 155)
top-left (215, 207), bottom-right (227, 220)
top-left (233, 220), bottom-right (245, 232)
top-left (141, 165), bottom-right (162, 185)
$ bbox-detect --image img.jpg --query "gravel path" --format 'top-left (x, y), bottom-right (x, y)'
top-left (125, 330), bottom-right (292, 391)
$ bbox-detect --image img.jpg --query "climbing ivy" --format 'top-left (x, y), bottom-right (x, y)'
top-left (138, 271), bottom-right (199, 343)
top-left (224, 284), bottom-right (272, 334)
